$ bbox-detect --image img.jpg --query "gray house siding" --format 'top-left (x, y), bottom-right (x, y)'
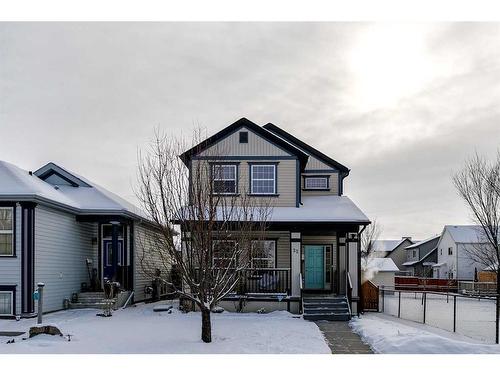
top-left (301, 172), bottom-right (339, 196)
top-left (34, 205), bottom-right (97, 313)
top-left (0, 205), bottom-right (22, 316)
top-left (385, 239), bottom-right (414, 271)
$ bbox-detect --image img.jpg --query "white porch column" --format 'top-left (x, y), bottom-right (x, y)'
top-left (290, 232), bottom-right (301, 297)
top-left (347, 232), bottom-right (360, 314)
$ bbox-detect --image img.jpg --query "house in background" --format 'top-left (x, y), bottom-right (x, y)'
top-left (0, 160), bottom-right (162, 319)
top-left (364, 257), bottom-right (399, 289)
top-left (178, 118), bottom-right (370, 319)
top-left (371, 237), bottom-right (415, 271)
top-left (402, 235), bottom-right (440, 277)
top-left (433, 225), bottom-right (491, 280)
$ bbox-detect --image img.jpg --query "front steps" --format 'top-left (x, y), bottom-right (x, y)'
top-left (302, 296), bottom-right (351, 321)
top-left (69, 291), bottom-right (129, 310)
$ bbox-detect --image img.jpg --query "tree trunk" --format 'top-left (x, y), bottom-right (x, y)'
top-left (201, 307), bottom-right (212, 343)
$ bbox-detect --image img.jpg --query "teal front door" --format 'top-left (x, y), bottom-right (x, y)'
top-left (304, 245), bottom-right (324, 289)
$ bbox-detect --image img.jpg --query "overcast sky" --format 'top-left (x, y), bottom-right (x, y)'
top-left (1, 22), bottom-right (499, 239)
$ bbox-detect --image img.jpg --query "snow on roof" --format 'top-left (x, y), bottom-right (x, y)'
top-left (0, 160), bottom-right (148, 220)
top-left (269, 196), bottom-right (369, 222)
top-left (366, 258), bottom-right (399, 272)
top-left (432, 262), bottom-right (446, 267)
top-left (371, 238), bottom-right (411, 252)
top-left (444, 225), bottom-right (498, 244)
top-left (402, 260), bottom-right (419, 266)
top-left (405, 235), bottom-right (440, 249)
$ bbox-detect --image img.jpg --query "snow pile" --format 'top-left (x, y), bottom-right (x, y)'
top-left (0, 301), bottom-right (330, 354)
top-left (350, 313), bottom-right (500, 354)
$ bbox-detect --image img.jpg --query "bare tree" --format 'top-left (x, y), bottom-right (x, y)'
top-left (453, 151), bottom-right (500, 342)
top-left (360, 219), bottom-right (381, 267)
top-left (135, 129), bottom-right (271, 343)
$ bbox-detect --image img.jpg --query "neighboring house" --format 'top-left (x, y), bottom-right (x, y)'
top-left (401, 235), bottom-right (440, 277)
top-left (364, 258), bottom-right (399, 288)
top-left (371, 237), bottom-right (415, 271)
top-left (0, 160), bottom-right (162, 319)
top-left (178, 118), bottom-right (370, 317)
top-left (433, 225), bottom-right (494, 280)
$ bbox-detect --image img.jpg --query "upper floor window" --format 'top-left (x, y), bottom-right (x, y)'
top-left (250, 164), bottom-right (276, 195)
top-left (448, 247), bottom-right (453, 255)
top-left (239, 131), bottom-right (248, 143)
top-left (304, 176), bottom-right (328, 190)
top-left (412, 250), bottom-right (417, 258)
top-left (212, 164), bottom-right (237, 195)
top-left (0, 207), bottom-right (14, 257)
top-left (251, 240), bottom-right (276, 268)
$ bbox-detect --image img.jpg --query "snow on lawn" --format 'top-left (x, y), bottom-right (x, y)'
top-left (0, 301), bottom-right (330, 354)
top-left (350, 313), bottom-right (500, 354)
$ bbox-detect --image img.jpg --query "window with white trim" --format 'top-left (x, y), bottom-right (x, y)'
top-left (212, 240), bottom-right (237, 268)
top-left (212, 164), bottom-right (237, 194)
top-left (251, 240), bottom-right (276, 268)
top-left (250, 164), bottom-right (276, 194)
top-left (0, 291), bottom-right (13, 316)
top-left (0, 207), bottom-right (14, 256)
top-left (304, 177), bottom-right (328, 190)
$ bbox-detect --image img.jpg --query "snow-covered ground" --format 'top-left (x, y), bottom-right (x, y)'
top-left (382, 292), bottom-right (497, 343)
top-left (350, 313), bottom-right (500, 354)
top-left (0, 301), bottom-right (330, 354)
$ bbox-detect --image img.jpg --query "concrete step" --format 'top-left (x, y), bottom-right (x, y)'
top-left (304, 306), bottom-right (349, 313)
top-left (303, 312), bottom-right (351, 321)
top-left (303, 302), bottom-right (348, 309)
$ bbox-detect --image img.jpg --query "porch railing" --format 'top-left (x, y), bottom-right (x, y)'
top-left (195, 268), bottom-right (290, 296)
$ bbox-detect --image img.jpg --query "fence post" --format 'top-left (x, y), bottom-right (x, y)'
top-left (453, 295), bottom-right (457, 333)
top-left (381, 287), bottom-right (385, 313)
top-left (423, 292), bottom-right (426, 324)
top-left (398, 291), bottom-right (401, 318)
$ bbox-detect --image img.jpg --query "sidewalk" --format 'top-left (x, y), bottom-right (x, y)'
top-left (315, 321), bottom-right (373, 354)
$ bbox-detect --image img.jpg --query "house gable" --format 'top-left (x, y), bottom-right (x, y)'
top-left (34, 162), bottom-right (91, 188)
top-left (180, 118), bottom-right (309, 168)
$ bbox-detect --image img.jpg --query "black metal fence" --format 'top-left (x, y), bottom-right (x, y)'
top-left (380, 287), bottom-right (499, 344)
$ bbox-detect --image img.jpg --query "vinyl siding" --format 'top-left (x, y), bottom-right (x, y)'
top-left (301, 172), bottom-right (339, 196)
top-left (0, 205), bottom-right (21, 316)
top-left (133, 223), bottom-right (170, 302)
top-left (192, 159), bottom-right (298, 207)
top-left (198, 126), bottom-right (291, 157)
top-left (305, 155), bottom-right (333, 170)
top-left (34, 205), bottom-right (97, 313)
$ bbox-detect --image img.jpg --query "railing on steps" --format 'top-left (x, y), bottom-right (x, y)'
top-left (299, 272), bottom-right (304, 314)
top-left (346, 271), bottom-right (353, 317)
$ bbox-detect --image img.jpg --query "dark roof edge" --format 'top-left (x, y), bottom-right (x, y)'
top-left (263, 123), bottom-right (350, 173)
top-left (179, 118), bottom-right (309, 168)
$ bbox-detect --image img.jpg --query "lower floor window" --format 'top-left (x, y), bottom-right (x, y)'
top-left (0, 291), bottom-right (13, 316)
top-left (213, 240), bottom-right (237, 268)
top-left (251, 240), bottom-right (276, 268)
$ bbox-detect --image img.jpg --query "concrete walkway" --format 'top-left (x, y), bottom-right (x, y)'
top-left (315, 321), bottom-right (373, 354)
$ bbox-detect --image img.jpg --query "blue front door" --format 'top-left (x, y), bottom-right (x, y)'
top-left (103, 240), bottom-right (124, 280)
top-left (305, 245), bottom-right (325, 289)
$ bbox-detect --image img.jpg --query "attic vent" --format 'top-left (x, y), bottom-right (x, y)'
top-left (239, 131), bottom-right (248, 143)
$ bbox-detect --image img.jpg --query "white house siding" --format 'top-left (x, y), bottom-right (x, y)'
top-left (301, 172), bottom-right (339, 196)
top-left (133, 222), bottom-right (169, 303)
top-left (0, 205), bottom-right (22, 316)
top-left (34, 205), bottom-right (97, 313)
top-left (457, 244), bottom-right (486, 280)
top-left (198, 126), bottom-right (291, 157)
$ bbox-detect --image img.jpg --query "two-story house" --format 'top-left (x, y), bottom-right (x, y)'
top-left (371, 237), bottom-right (415, 271)
top-left (178, 118), bottom-right (370, 319)
top-left (401, 235), bottom-right (440, 277)
top-left (433, 225), bottom-right (493, 280)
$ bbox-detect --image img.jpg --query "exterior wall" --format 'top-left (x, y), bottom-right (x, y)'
top-left (0, 205), bottom-right (21, 316)
top-left (198, 126), bottom-right (291, 157)
top-left (371, 271), bottom-right (395, 289)
top-left (34, 205), bottom-right (97, 313)
top-left (133, 222), bottom-right (171, 302)
top-left (305, 155), bottom-right (333, 170)
top-left (191, 158), bottom-right (298, 207)
top-left (301, 172), bottom-right (339, 196)
top-left (436, 230), bottom-right (455, 278)
top-left (457, 243), bottom-right (487, 280)
top-left (386, 239), bottom-right (414, 271)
